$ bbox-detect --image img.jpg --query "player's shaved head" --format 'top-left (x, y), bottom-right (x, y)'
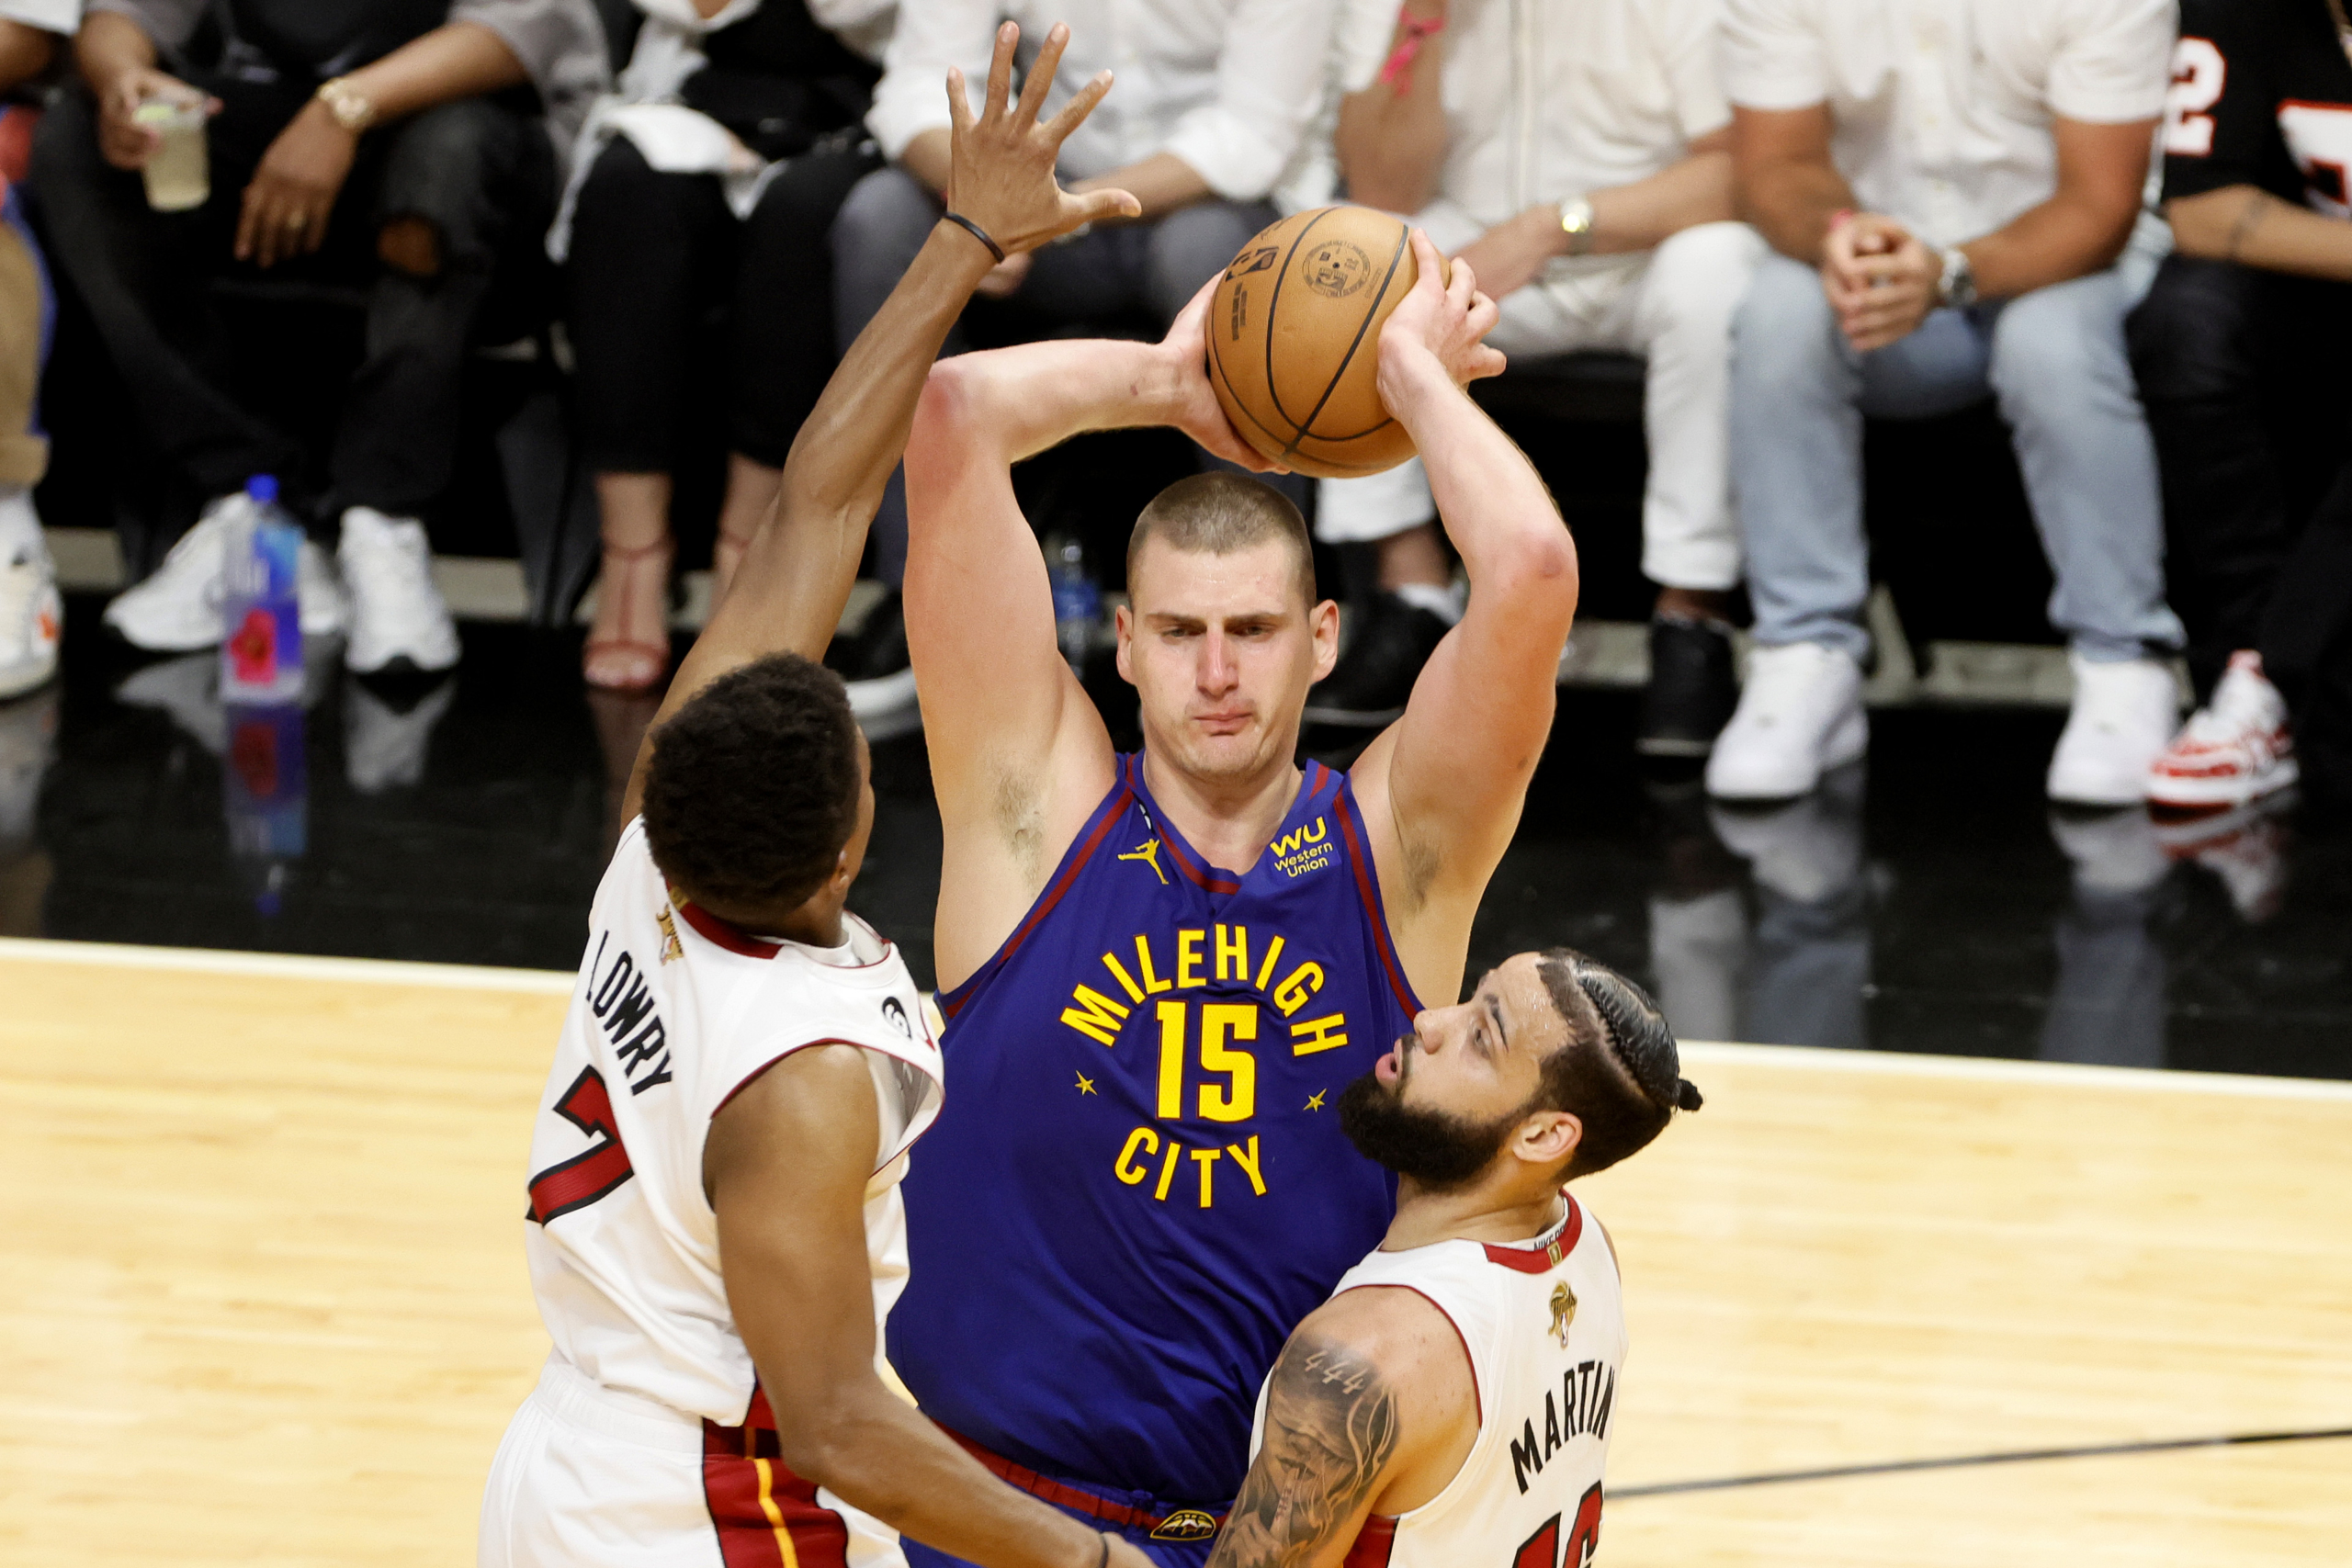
top-left (1126, 472), bottom-right (1317, 610)
top-left (639, 653), bottom-right (864, 914)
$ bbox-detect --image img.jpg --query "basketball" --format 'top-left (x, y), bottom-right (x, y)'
top-left (1207, 206), bottom-right (1420, 480)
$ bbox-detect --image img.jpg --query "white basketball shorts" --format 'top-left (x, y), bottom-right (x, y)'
top-left (480, 1354), bottom-right (907, 1568)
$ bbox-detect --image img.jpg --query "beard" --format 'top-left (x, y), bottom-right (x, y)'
top-left (1338, 1055), bottom-right (1521, 1192)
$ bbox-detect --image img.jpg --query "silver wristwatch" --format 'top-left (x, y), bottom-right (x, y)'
top-left (1936, 245), bottom-right (1978, 310)
top-left (1556, 196), bottom-right (1595, 257)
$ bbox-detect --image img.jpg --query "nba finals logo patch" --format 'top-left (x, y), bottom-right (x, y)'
top-left (1550, 1281), bottom-right (1577, 1348)
top-left (1270, 817), bottom-right (1333, 879)
top-left (1151, 1510), bottom-right (1219, 1543)
top-left (655, 907), bottom-right (684, 964)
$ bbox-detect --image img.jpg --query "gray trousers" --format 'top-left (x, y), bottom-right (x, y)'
top-left (830, 164), bottom-right (1275, 585)
top-left (1729, 245), bottom-right (2184, 663)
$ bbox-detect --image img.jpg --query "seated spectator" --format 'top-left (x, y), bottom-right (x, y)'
top-left (1307, 0), bottom-right (1763, 740)
top-left (558, 0), bottom-right (888, 694)
top-left (828, 0), bottom-right (1335, 705)
top-left (1710, 0), bottom-right (2187, 806)
top-left (2126, 0), bottom-right (2352, 811)
top-left (1, 0), bottom-right (74, 703)
top-left (30, 0), bottom-right (603, 676)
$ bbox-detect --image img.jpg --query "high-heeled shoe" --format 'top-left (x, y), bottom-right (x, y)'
top-left (583, 536), bottom-right (676, 694)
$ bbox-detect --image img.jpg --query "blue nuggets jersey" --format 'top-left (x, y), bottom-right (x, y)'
top-left (888, 754), bottom-right (1422, 1506)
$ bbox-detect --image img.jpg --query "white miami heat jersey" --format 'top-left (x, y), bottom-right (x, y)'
top-left (522, 817), bottom-right (944, 1427)
top-left (1259, 1196), bottom-right (1626, 1568)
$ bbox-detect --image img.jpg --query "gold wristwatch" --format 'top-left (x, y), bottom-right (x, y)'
top-left (1556, 195), bottom-right (1596, 257)
top-left (315, 77), bottom-right (378, 135)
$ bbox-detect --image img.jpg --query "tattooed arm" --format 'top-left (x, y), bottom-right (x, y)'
top-left (1209, 1288), bottom-right (1479, 1568)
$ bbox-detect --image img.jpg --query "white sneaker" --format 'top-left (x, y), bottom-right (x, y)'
top-left (0, 489), bottom-right (62, 700)
top-left (299, 539), bottom-right (348, 642)
top-left (1704, 641), bottom-right (1868, 801)
top-left (2143, 650), bottom-right (2297, 810)
top-left (338, 507), bottom-right (458, 675)
top-left (2046, 653), bottom-right (2180, 807)
top-left (102, 495), bottom-right (241, 652)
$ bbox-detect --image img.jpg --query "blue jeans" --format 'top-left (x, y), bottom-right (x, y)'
top-left (1729, 249), bottom-right (2184, 662)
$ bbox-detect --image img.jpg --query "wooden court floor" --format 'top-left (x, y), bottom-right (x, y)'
top-left (4, 937), bottom-right (2347, 1566)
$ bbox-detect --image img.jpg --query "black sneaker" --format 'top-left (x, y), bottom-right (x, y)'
top-left (1638, 615), bottom-right (1737, 758)
top-left (826, 589), bottom-right (918, 722)
top-left (1305, 592), bottom-right (1451, 727)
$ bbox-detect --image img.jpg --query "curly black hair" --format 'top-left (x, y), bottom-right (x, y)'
top-left (639, 653), bottom-right (863, 913)
top-left (1532, 947), bottom-right (1702, 1179)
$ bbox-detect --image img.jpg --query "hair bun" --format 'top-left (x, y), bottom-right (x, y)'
top-left (1675, 1078), bottom-right (1704, 1112)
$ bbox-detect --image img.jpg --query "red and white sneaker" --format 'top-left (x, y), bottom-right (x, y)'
top-left (2145, 650), bottom-right (2297, 810)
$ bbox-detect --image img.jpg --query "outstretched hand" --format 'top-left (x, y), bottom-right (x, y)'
top-left (1377, 229), bottom-right (1507, 395)
top-left (946, 22), bottom-right (1140, 259)
top-left (1159, 277), bottom-right (1283, 473)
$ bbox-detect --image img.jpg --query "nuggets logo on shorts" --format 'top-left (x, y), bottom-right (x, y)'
top-left (1151, 1509), bottom-right (1221, 1542)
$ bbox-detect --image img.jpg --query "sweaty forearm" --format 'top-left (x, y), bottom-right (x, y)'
top-left (786, 1384), bottom-right (1101, 1568)
top-left (2167, 186), bottom-right (2352, 284)
top-left (1588, 147), bottom-right (1734, 254)
top-left (339, 21), bottom-right (526, 120)
top-left (1739, 158), bottom-right (1855, 265)
top-left (1959, 195), bottom-right (2138, 300)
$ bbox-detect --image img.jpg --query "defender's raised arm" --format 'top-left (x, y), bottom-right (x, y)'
top-left (621, 21), bottom-right (1136, 824)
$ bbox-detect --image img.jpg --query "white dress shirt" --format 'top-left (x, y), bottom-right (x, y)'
top-left (0, 0), bottom-right (80, 31)
top-left (866, 0), bottom-right (1337, 200)
top-left (1720, 0), bottom-right (2174, 246)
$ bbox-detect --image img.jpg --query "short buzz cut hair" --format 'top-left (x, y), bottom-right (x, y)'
top-left (1530, 949), bottom-right (1702, 1179)
top-left (1125, 472), bottom-right (1317, 611)
top-left (639, 653), bottom-right (863, 912)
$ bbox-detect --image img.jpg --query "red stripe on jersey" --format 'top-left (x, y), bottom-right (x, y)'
top-left (678, 902), bottom-right (781, 958)
top-left (1329, 790), bottom-right (1420, 1018)
top-left (1483, 1196), bottom-right (1584, 1273)
top-left (1344, 1515), bottom-right (1397, 1568)
top-left (703, 1411), bottom-right (851, 1568)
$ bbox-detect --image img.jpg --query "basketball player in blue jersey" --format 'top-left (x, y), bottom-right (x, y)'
top-left (892, 229), bottom-right (1574, 1565)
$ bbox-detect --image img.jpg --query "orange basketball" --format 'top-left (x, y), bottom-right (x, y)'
top-left (1206, 206), bottom-right (1419, 481)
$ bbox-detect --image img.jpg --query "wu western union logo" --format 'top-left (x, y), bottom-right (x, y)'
top-left (1270, 816), bottom-right (1332, 879)
top-left (1116, 838), bottom-right (1169, 885)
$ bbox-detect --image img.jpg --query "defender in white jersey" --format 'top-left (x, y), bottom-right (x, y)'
top-left (481, 24), bottom-right (1157, 1568)
top-left (1211, 949), bottom-right (1702, 1568)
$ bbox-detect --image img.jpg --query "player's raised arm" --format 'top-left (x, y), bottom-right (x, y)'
top-left (905, 265), bottom-right (1271, 984)
top-left (1351, 231), bottom-right (1578, 999)
top-left (620, 21), bottom-right (1136, 823)
top-left (1207, 1287), bottom-right (1476, 1568)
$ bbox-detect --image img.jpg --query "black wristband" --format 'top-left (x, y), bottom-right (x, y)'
top-left (1094, 1532), bottom-right (1112, 1568)
top-left (941, 211), bottom-right (1006, 264)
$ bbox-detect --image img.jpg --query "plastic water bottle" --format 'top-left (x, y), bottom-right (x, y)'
top-left (223, 700), bottom-right (307, 918)
top-left (1050, 536), bottom-right (1101, 672)
top-left (219, 474), bottom-right (304, 703)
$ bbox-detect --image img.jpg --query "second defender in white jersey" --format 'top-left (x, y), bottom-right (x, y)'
top-left (481, 23), bottom-right (1162, 1568)
top-left (1210, 949), bottom-right (1700, 1568)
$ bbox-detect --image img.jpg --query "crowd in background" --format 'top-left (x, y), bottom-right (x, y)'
top-left (0, 0), bottom-right (2347, 826)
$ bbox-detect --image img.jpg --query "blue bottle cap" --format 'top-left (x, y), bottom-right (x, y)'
top-left (246, 475), bottom-right (279, 504)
